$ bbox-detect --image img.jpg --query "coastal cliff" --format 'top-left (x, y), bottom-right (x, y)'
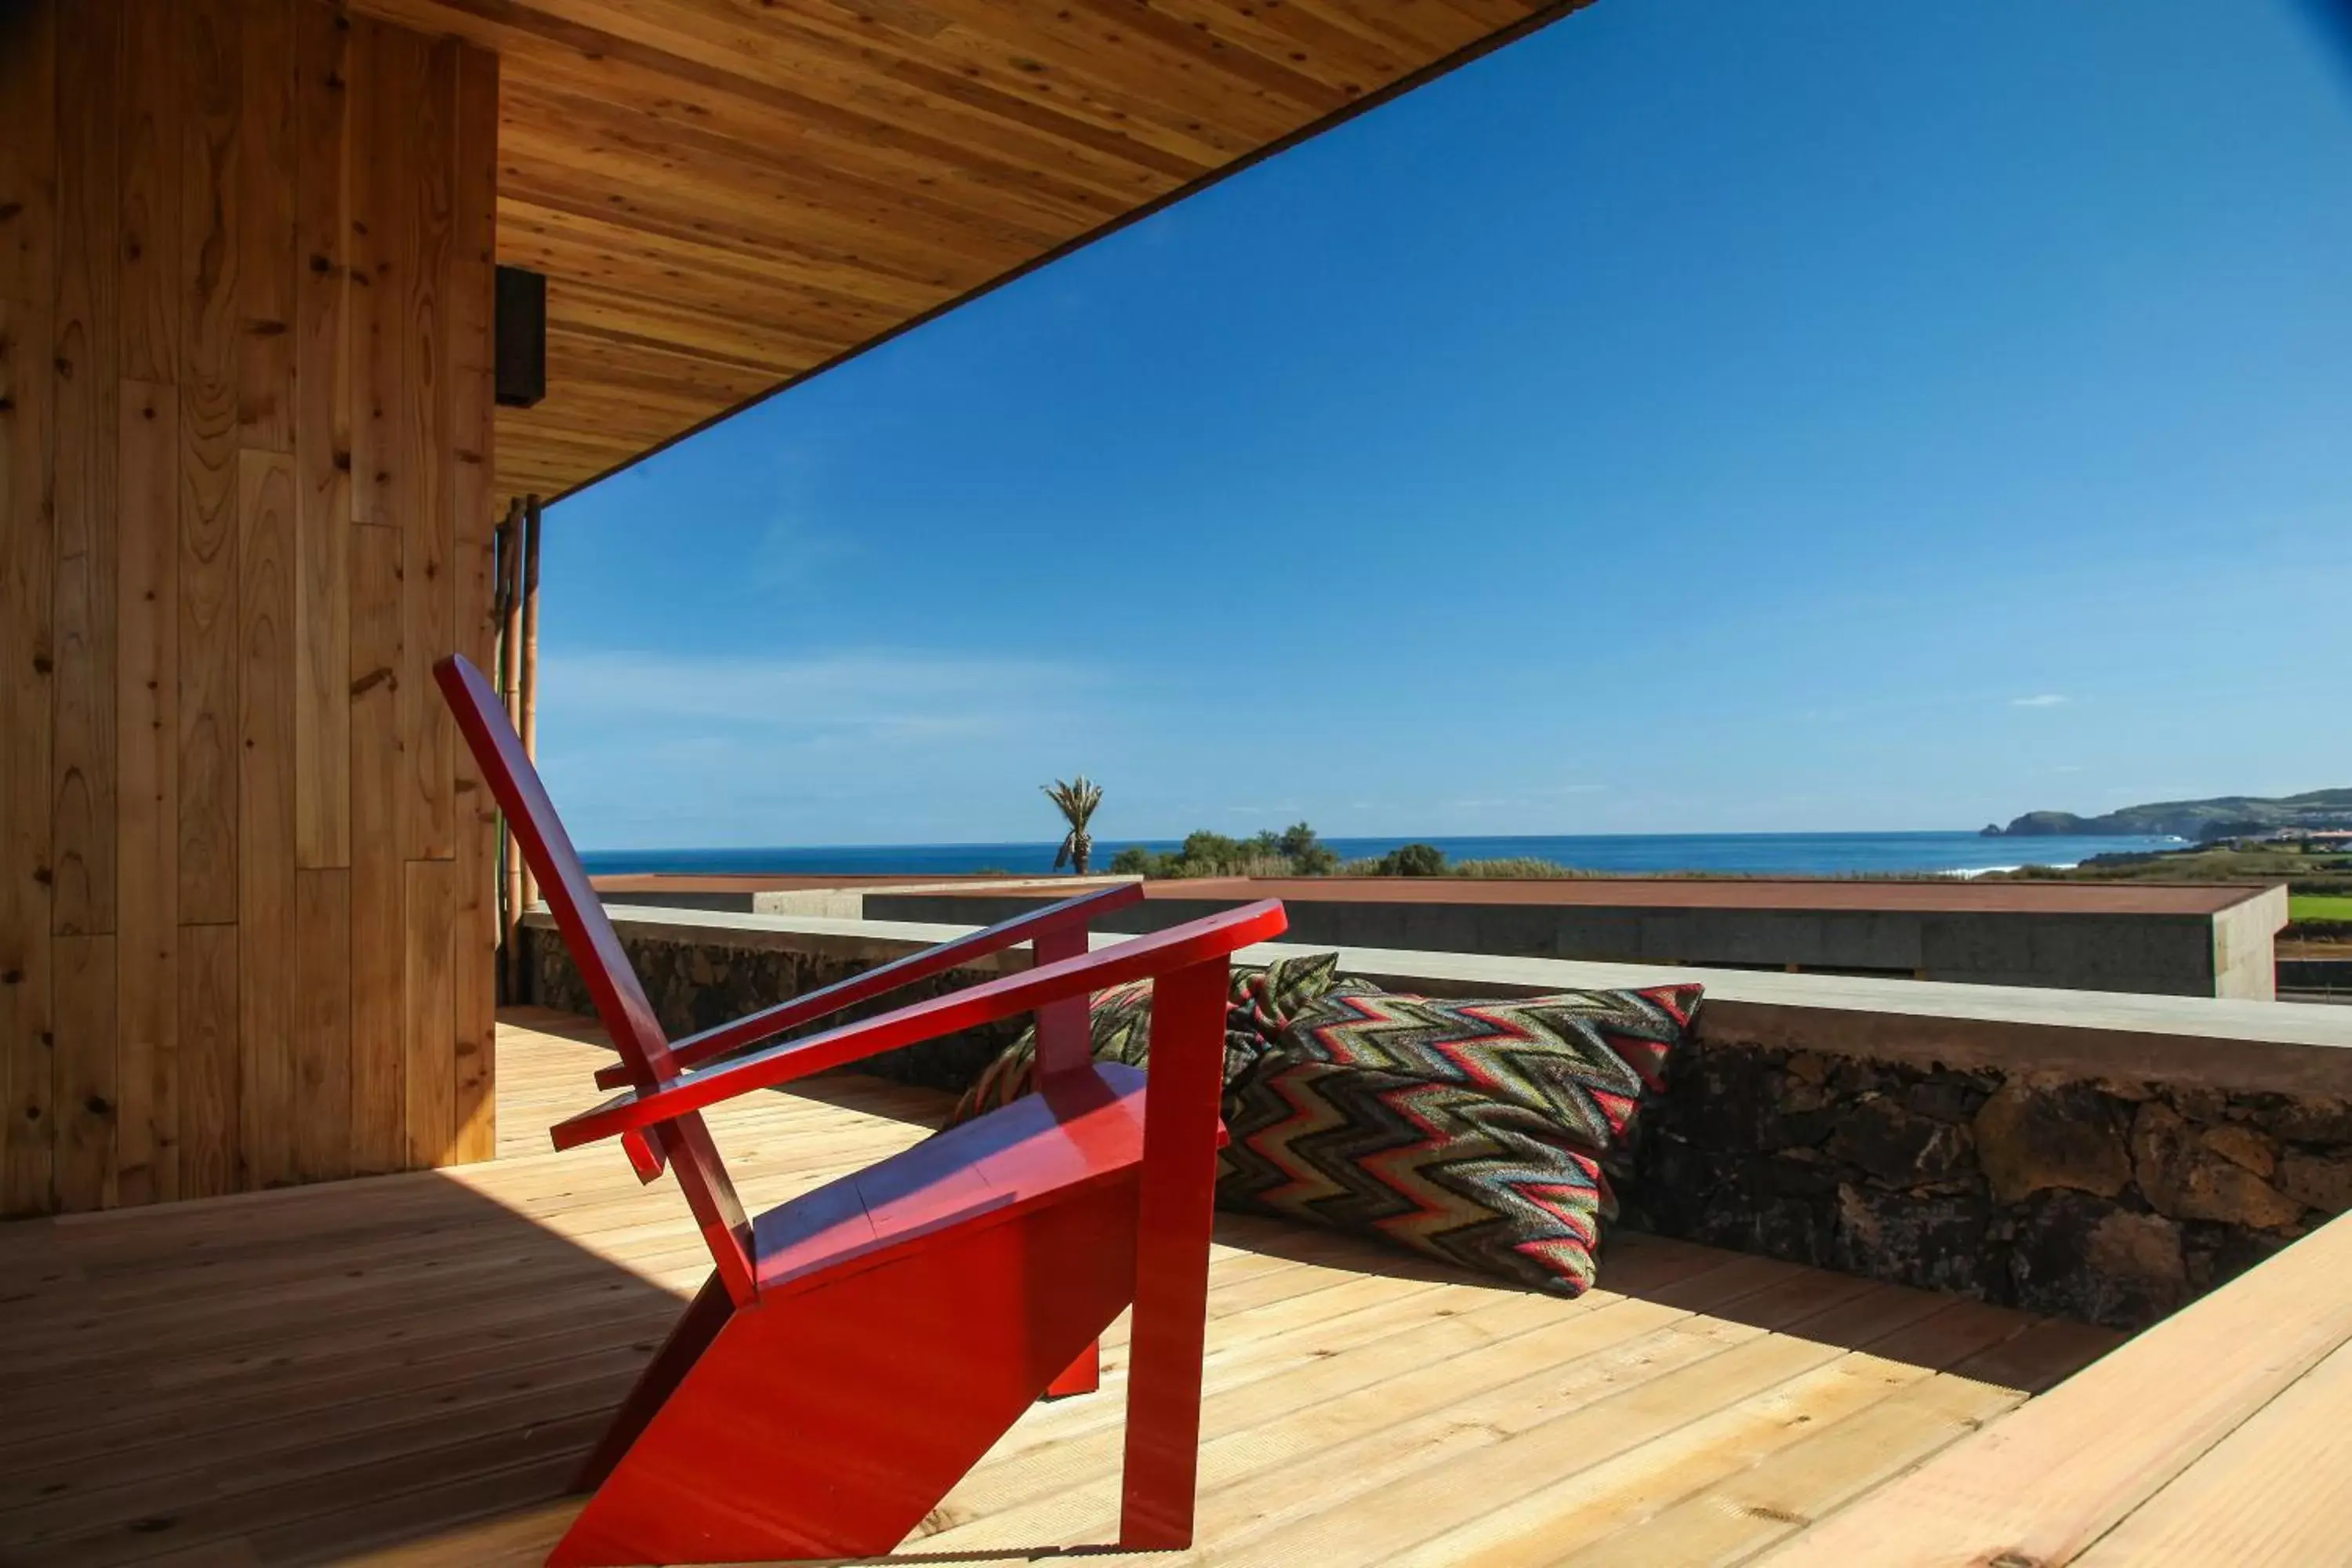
top-left (1983, 788), bottom-right (2352, 840)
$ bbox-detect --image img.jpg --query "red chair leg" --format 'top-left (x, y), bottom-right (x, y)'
top-left (551, 1184), bottom-right (1140, 1567)
top-left (1118, 959), bottom-right (1229, 1552)
top-left (1044, 1338), bottom-right (1101, 1399)
top-left (574, 1271), bottom-right (737, 1492)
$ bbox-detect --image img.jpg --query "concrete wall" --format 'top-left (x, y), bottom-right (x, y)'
top-left (524, 905), bottom-right (2352, 1329)
top-left (2212, 885), bottom-right (2291, 1000)
top-left (855, 887), bottom-right (2281, 999)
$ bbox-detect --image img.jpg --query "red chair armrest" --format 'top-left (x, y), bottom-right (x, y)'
top-left (551, 901), bottom-right (1287, 1152)
top-left (590, 881), bottom-right (1145, 1091)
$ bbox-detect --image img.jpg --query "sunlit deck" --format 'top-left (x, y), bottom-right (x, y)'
top-left (0, 1013), bottom-right (2123, 1566)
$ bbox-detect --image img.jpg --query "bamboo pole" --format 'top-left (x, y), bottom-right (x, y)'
top-left (496, 497), bottom-right (525, 1003)
top-left (517, 495), bottom-right (544, 924)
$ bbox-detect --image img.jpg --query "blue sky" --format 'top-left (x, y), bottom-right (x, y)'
top-left (539, 0), bottom-right (2352, 851)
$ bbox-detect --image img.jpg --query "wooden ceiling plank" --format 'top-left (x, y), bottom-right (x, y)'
top-left (495, 196), bottom-right (945, 317)
top-left (527, 0), bottom-right (1240, 170)
top-left (1282, 0), bottom-right (1497, 57)
top-left (623, 0), bottom-right (1295, 156)
top-left (358, 0), bottom-right (1206, 188)
top-left (1043, 0), bottom-right (1374, 107)
top-left (543, 281), bottom-right (870, 367)
top-left (544, 281), bottom-right (848, 370)
top-left (498, 112), bottom-right (1050, 276)
top-left (495, 216), bottom-right (913, 339)
top-left (1127, 0), bottom-right (1417, 99)
top-left (498, 162), bottom-right (978, 296)
top-left (501, 78), bottom-right (1090, 255)
top-left (910, 0), bottom-right (1344, 137)
top-left (501, 66), bottom-right (1139, 234)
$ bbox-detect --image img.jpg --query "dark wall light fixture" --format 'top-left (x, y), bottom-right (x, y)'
top-left (495, 265), bottom-right (547, 408)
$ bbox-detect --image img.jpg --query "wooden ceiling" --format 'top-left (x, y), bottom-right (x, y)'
top-left (344, 0), bottom-right (1583, 506)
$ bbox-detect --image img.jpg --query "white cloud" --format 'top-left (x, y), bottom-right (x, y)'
top-left (541, 648), bottom-right (1099, 739)
top-left (2010, 694), bottom-right (2069, 708)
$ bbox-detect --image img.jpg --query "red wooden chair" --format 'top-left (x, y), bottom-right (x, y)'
top-left (435, 653), bottom-right (1287, 1566)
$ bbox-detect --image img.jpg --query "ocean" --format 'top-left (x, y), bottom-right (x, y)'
top-left (579, 830), bottom-right (2187, 880)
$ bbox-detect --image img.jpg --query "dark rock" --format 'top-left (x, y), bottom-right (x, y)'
top-left (1765, 1152), bottom-right (1844, 1199)
top-left (2132, 1102), bottom-right (2305, 1229)
top-left (2169, 1086), bottom-right (2229, 1123)
top-left (2198, 1123), bottom-right (2277, 1179)
top-left (1828, 1095), bottom-right (1974, 1186)
top-left (2259, 1094), bottom-right (2352, 1146)
top-left (2009, 1190), bottom-right (2186, 1328)
top-left (1833, 1183), bottom-right (1993, 1298)
top-left (1972, 1080), bottom-right (2131, 1204)
top-left (2183, 1222), bottom-right (2299, 1296)
top-left (1653, 1044), bottom-right (1782, 1151)
top-left (1904, 1076), bottom-right (1987, 1123)
top-left (2278, 1152), bottom-right (2352, 1216)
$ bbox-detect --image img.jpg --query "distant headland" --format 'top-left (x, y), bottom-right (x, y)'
top-left (1981, 787), bottom-right (2352, 840)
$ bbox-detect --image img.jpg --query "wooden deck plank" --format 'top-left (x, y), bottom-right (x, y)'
top-left (2071, 1331), bottom-right (2352, 1567)
top-left (1754, 1207), bottom-right (2352, 1567)
top-left (0, 1016), bottom-right (2111, 1567)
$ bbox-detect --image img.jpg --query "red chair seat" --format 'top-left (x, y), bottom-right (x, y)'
top-left (755, 1063), bottom-right (1153, 1297)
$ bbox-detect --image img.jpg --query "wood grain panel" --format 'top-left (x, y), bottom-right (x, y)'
top-left (176, 920), bottom-right (238, 1198)
top-left (114, 378), bottom-right (180, 1207)
top-left (117, 1), bottom-right (181, 387)
top-left (237, 449), bottom-right (298, 1190)
top-left (50, 933), bottom-right (118, 1212)
top-left (0, 0), bottom-right (58, 306)
top-left (2, 295), bottom-right (57, 1218)
top-left (176, 0), bottom-right (245, 926)
top-left (293, 865), bottom-right (352, 1181)
top-left (237, 0), bottom-right (299, 455)
top-left (349, 521), bottom-right (405, 1174)
top-left (450, 41), bottom-right (500, 1163)
top-left (293, 0), bottom-right (353, 870)
top-left (402, 857), bottom-right (454, 1167)
top-left (398, 38), bottom-right (457, 863)
top-left (9, 0), bottom-right (506, 1214)
top-left (49, 0), bottom-right (122, 941)
top-left (349, 15), bottom-right (411, 532)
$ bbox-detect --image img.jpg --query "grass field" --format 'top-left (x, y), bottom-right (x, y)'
top-left (2292, 894), bottom-right (2352, 924)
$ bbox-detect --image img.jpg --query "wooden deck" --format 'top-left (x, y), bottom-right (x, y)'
top-left (0, 1011), bottom-right (2121, 1567)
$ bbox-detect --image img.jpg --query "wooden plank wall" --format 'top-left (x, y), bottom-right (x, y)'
top-left (0, 0), bottom-right (499, 1217)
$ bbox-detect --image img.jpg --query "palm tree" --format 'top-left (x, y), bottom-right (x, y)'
top-left (1042, 776), bottom-right (1103, 874)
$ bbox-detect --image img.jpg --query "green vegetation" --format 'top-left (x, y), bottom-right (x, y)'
top-left (1108, 827), bottom-right (1593, 881)
top-left (1336, 847), bottom-right (1586, 879)
top-left (1987, 843), bottom-right (2352, 899)
top-left (1109, 822), bottom-right (1340, 880)
top-left (2294, 895), bottom-right (2352, 924)
top-left (1041, 776), bottom-right (1102, 874)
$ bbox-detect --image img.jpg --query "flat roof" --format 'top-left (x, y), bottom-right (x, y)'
top-left (592, 871), bottom-right (2280, 916)
top-left (1127, 877), bottom-right (2277, 916)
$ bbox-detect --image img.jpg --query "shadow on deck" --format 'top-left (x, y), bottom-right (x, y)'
top-left (0, 1013), bottom-right (2118, 1567)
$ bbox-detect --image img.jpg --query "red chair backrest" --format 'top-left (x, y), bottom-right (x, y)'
top-left (436, 653), bottom-right (757, 1301)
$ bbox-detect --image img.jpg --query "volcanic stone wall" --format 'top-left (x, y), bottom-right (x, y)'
top-left (1624, 1037), bottom-right (2352, 1328)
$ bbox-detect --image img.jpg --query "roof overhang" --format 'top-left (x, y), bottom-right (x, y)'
top-left (349, 0), bottom-right (1588, 507)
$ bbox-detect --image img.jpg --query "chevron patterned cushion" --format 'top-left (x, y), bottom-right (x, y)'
top-left (1216, 985), bottom-right (1701, 1296)
top-left (944, 951), bottom-right (1348, 1127)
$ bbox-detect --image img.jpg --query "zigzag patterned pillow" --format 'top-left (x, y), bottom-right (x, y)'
top-left (1217, 985), bottom-right (1700, 1296)
top-left (943, 951), bottom-right (1348, 1127)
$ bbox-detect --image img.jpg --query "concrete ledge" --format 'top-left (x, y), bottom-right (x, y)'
top-left (575, 904), bottom-right (2352, 1097)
